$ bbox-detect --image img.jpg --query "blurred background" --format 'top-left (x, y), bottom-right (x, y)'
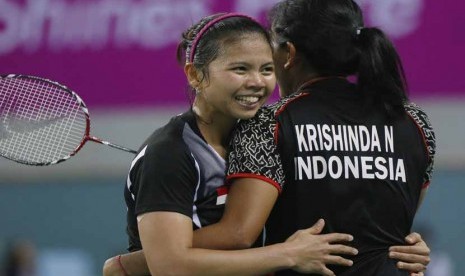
top-left (0, 0), bottom-right (463, 275)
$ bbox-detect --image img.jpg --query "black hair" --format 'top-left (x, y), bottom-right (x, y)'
top-left (176, 13), bottom-right (271, 101)
top-left (269, 0), bottom-right (408, 116)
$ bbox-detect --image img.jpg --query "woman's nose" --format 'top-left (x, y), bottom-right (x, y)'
top-left (246, 72), bottom-right (265, 90)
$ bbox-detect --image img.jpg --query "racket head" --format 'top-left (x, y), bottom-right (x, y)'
top-left (0, 74), bottom-right (90, 165)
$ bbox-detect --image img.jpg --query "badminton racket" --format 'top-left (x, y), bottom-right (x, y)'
top-left (0, 74), bottom-right (137, 166)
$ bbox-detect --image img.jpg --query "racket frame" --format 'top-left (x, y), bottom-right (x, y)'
top-left (0, 74), bottom-right (136, 166)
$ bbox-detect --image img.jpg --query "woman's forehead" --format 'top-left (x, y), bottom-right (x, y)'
top-left (217, 33), bottom-right (271, 58)
top-left (195, 32), bottom-right (272, 77)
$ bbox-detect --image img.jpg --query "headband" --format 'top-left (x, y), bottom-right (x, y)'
top-left (188, 13), bottom-right (259, 63)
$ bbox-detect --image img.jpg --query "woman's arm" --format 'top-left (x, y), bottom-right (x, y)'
top-left (139, 210), bottom-right (355, 276)
top-left (193, 178), bottom-right (279, 249)
top-left (103, 178), bottom-right (356, 276)
top-left (102, 180), bottom-right (277, 276)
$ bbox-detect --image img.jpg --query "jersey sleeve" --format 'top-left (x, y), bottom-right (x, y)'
top-left (404, 102), bottom-right (436, 188)
top-left (132, 141), bottom-right (198, 217)
top-left (226, 107), bottom-right (285, 192)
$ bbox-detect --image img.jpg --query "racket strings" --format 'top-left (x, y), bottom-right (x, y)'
top-left (24, 80), bottom-right (86, 162)
top-left (0, 77), bottom-right (87, 164)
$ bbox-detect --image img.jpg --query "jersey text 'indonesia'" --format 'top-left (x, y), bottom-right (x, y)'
top-left (294, 124), bottom-right (406, 182)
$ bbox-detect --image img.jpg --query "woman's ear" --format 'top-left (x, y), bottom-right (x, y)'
top-left (184, 63), bottom-right (202, 88)
top-left (284, 42), bottom-right (297, 69)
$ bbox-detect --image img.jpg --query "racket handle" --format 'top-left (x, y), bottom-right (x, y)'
top-left (88, 136), bottom-right (137, 154)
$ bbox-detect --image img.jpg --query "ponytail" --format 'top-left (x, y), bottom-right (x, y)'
top-left (357, 27), bottom-right (409, 117)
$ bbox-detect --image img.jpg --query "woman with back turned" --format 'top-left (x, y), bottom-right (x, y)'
top-left (227, 0), bottom-right (435, 275)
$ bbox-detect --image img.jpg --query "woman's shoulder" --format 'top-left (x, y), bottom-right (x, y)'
top-left (264, 92), bottom-right (310, 117)
top-left (403, 101), bottom-right (436, 161)
top-left (140, 111), bottom-right (195, 152)
top-left (403, 101), bottom-right (434, 134)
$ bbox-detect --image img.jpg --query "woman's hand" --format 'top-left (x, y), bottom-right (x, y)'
top-left (389, 232), bottom-right (431, 275)
top-left (285, 219), bottom-right (358, 276)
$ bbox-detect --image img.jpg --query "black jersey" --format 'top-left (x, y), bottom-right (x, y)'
top-left (227, 78), bottom-right (436, 275)
top-left (125, 110), bottom-right (229, 252)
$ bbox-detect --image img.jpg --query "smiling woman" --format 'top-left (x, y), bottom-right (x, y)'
top-left (190, 32), bottom-right (275, 122)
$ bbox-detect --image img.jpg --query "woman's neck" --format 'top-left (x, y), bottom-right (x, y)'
top-left (297, 76), bottom-right (347, 92)
top-left (290, 72), bottom-right (321, 94)
top-left (192, 104), bottom-right (236, 158)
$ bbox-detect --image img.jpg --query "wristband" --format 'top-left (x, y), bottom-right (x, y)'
top-left (117, 255), bottom-right (130, 276)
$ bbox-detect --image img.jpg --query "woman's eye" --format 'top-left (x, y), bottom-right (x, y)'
top-left (262, 66), bottom-right (275, 75)
top-left (232, 66), bottom-right (247, 72)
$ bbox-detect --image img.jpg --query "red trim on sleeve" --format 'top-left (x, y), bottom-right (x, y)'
top-left (226, 173), bottom-right (282, 193)
top-left (422, 181), bottom-right (430, 189)
top-left (274, 121), bottom-right (280, 145)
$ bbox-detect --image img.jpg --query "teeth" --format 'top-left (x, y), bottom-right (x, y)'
top-left (236, 96), bottom-right (260, 104)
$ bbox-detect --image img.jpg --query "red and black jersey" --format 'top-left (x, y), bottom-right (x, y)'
top-left (125, 110), bottom-right (229, 252)
top-left (227, 78), bottom-right (435, 275)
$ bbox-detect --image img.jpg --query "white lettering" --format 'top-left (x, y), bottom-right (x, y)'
top-left (328, 156), bottom-right (343, 179)
top-left (294, 124), bottom-right (397, 153)
top-left (361, 156), bottom-right (375, 179)
top-left (343, 125), bottom-right (349, 151)
top-left (295, 155), bottom-right (406, 182)
top-left (371, 125), bottom-right (381, 152)
top-left (374, 157), bottom-right (388, 179)
top-left (344, 156), bottom-right (359, 179)
top-left (0, 0), bottom-right (424, 55)
top-left (306, 124), bottom-right (318, 151)
top-left (385, 125), bottom-right (394, 153)
top-left (395, 159), bottom-right (406, 182)
top-left (296, 125), bottom-right (308, 152)
top-left (389, 157), bottom-right (394, 180)
top-left (359, 126), bottom-right (370, 151)
top-left (296, 156), bottom-right (312, 180)
top-left (332, 125), bottom-right (343, 151)
top-left (313, 156), bottom-right (327, 179)
top-left (317, 124), bottom-right (324, 150)
top-left (348, 125), bottom-right (359, 151)
top-left (0, 1), bottom-right (21, 53)
top-left (322, 124), bottom-right (332, 150)
top-left (0, 0), bottom-right (210, 55)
